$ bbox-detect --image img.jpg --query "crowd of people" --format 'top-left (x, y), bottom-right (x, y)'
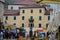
top-left (0, 23), bottom-right (58, 40)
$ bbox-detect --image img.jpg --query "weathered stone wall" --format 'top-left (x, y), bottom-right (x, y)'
top-left (0, 2), bottom-right (4, 22)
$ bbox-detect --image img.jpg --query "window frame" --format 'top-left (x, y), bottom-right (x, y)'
top-left (11, 6), bottom-right (13, 9)
top-left (22, 10), bottom-right (25, 13)
top-left (5, 16), bottom-right (8, 20)
top-left (48, 16), bottom-right (50, 20)
top-left (19, 7), bottom-right (20, 9)
top-left (22, 16), bottom-right (24, 20)
top-left (14, 16), bottom-right (16, 20)
top-left (30, 16), bottom-right (33, 19)
top-left (39, 9), bottom-right (42, 13)
top-left (22, 23), bottom-right (24, 27)
top-left (39, 16), bottom-right (42, 20)
top-left (14, 23), bottom-right (16, 25)
top-left (31, 9), bottom-right (33, 13)
top-left (39, 23), bottom-right (41, 28)
top-left (46, 24), bottom-right (48, 29)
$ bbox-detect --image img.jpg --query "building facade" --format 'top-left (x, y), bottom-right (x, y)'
top-left (0, 0), bottom-right (4, 21)
top-left (3, 0), bottom-right (51, 33)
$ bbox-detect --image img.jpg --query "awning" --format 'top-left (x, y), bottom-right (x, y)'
top-left (37, 29), bottom-right (43, 32)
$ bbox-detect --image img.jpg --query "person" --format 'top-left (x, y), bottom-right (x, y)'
top-left (47, 31), bottom-right (49, 37)
top-left (0, 31), bottom-right (3, 40)
top-left (48, 32), bottom-right (52, 40)
top-left (26, 34), bottom-right (29, 40)
top-left (18, 29), bottom-right (23, 40)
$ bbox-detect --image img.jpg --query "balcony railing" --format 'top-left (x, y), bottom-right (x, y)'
top-left (29, 19), bottom-right (34, 22)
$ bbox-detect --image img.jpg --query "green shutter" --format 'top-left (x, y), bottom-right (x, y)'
top-left (22, 10), bottom-right (25, 13)
top-left (22, 23), bottom-right (24, 27)
top-left (39, 9), bottom-right (42, 13)
top-left (14, 16), bottom-right (16, 20)
top-left (48, 16), bottom-right (50, 20)
top-left (39, 16), bottom-right (41, 20)
top-left (31, 9), bottom-right (33, 13)
top-left (30, 16), bottom-right (33, 19)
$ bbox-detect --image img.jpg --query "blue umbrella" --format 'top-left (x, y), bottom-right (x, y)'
top-left (23, 29), bottom-right (27, 33)
top-left (2, 29), bottom-right (5, 32)
top-left (39, 32), bottom-right (45, 35)
top-left (10, 29), bottom-right (16, 33)
top-left (39, 32), bottom-right (45, 34)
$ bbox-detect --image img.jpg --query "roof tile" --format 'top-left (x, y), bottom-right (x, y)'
top-left (4, 9), bottom-right (20, 15)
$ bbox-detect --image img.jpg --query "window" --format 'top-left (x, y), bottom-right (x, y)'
top-left (22, 10), bottom-right (25, 13)
top-left (39, 24), bottom-right (41, 28)
top-left (31, 9), bottom-right (33, 13)
top-left (30, 16), bottom-right (33, 19)
top-left (48, 16), bottom-right (50, 20)
top-left (14, 23), bottom-right (16, 25)
top-left (11, 6), bottom-right (13, 9)
top-left (6, 16), bottom-right (8, 20)
top-left (39, 16), bottom-right (42, 20)
top-left (14, 16), bottom-right (16, 20)
top-left (31, 24), bottom-right (34, 27)
top-left (29, 24), bottom-right (34, 27)
top-left (46, 24), bottom-right (48, 29)
top-left (22, 16), bottom-right (24, 20)
top-left (22, 23), bottom-right (24, 27)
top-left (39, 9), bottom-right (42, 13)
top-left (19, 7), bottom-right (20, 9)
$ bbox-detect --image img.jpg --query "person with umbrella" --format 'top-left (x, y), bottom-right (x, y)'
top-left (18, 27), bottom-right (24, 40)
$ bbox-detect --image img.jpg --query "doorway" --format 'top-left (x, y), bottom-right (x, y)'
top-left (58, 26), bottom-right (60, 40)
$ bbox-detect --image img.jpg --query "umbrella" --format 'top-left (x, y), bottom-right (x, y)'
top-left (10, 29), bottom-right (16, 33)
top-left (39, 32), bottom-right (45, 34)
top-left (2, 29), bottom-right (6, 32)
top-left (19, 27), bottom-right (24, 31)
top-left (39, 32), bottom-right (45, 36)
top-left (23, 29), bottom-right (27, 33)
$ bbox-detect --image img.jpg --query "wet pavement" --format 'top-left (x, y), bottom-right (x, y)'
top-left (3, 39), bottom-right (17, 40)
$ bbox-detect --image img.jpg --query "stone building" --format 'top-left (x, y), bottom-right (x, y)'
top-left (0, 0), bottom-right (4, 22)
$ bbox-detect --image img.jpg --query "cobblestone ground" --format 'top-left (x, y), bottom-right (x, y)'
top-left (3, 39), bottom-right (17, 40)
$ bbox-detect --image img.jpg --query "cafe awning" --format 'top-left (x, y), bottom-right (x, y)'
top-left (37, 28), bottom-right (43, 32)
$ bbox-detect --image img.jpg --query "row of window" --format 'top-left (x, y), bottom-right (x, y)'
top-left (13, 23), bottom-right (48, 28)
top-left (11, 7), bottom-right (42, 13)
top-left (5, 16), bottom-right (50, 20)
top-left (22, 9), bottom-right (42, 13)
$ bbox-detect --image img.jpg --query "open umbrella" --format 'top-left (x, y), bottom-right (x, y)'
top-left (39, 32), bottom-right (45, 37)
top-left (39, 32), bottom-right (45, 34)
top-left (23, 29), bottom-right (27, 33)
top-left (19, 27), bottom-right (24, 31)
top-left (10, 29), bottom-right (16, 33)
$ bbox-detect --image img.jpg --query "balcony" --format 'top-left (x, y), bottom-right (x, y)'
top-left (29, 19), bottom-right (34, 22)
